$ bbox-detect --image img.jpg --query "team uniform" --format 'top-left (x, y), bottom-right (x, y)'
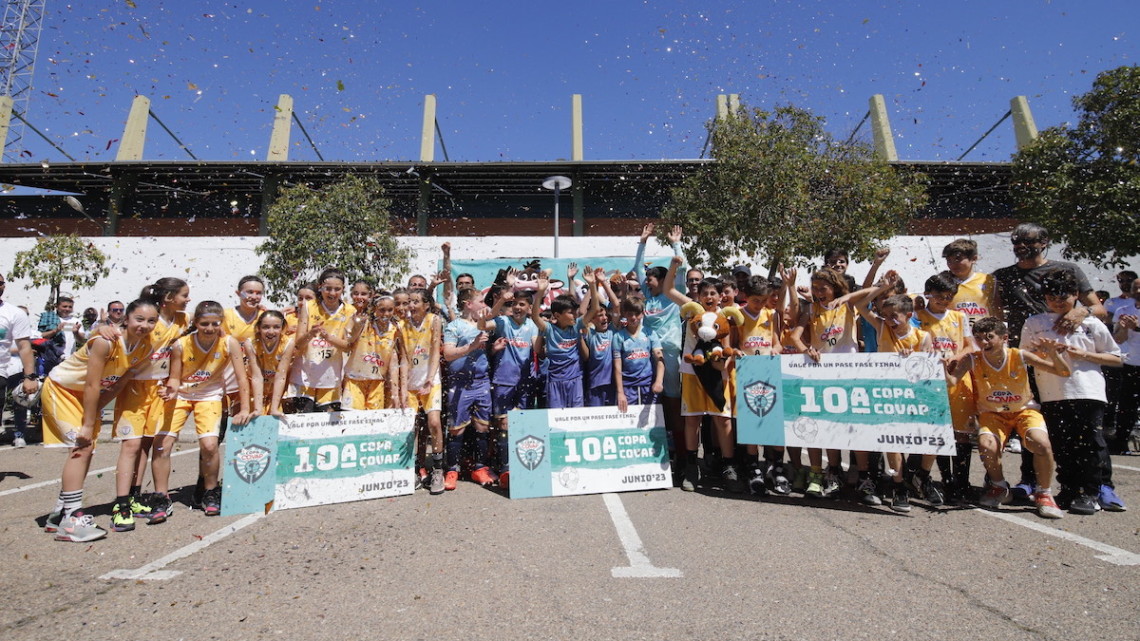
top-left (490, 315), bottom-right (537, 416)
top-left (680, 308), bottom-right (731, 418)
top-left (543, 319), bottom-right (585, 408)
top-left (222, 306), bottom-right (259, 403)
top-left (112, 311), bottom-right (188, 440)
top-left (613, 327), bottom-right (661, 406)
top-left (917, 308), bottom-right (976, 433)
top-left (42, 335), bottom-right (154, 447)
top-left (808, 302), bottom-right (859, 354)
top-left (159, 334), bottom-right (234, 439)
top-left (951, 271), bottom-right (995, 330)
top-left (402, 313), bottom-right (441, 413)
top-left (287, 299), bottom-right (355, 408)
top-left (443, 318), bottom-right (491, 429)
top-left (969, 347), bottom-right (1046, 448)
top-left (341, 320), bottom-right (398, 410)
top-left (252, 336), bottom-right (292, 413)
top-left (583, 325), bottom-right (617, 406)
top-left (876, 324), bottom-right (929, 355)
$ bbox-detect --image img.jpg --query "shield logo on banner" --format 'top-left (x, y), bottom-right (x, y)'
top-left (515, 435), bottom-right (545, 471)
top-left (744, 380), bottom-right (778, 417)
top-left (233, 444), bottom-right (272, 484)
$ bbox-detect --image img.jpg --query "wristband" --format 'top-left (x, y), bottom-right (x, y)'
top-left (23, 374), bottom-right (39, 381)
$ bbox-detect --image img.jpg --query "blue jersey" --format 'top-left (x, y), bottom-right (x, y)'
top-left (584, 327), bottom-right (615, 390)
top-left (634, 240), bottom-right (685, 352)
top-left (491, 315), bottom-right (537, 385)
top-left (614, 327), bottom-right (661, 388)
top-left (543, 318), bottom-right (583, 382)
top-left (443, 318), bottom-right (489, 384)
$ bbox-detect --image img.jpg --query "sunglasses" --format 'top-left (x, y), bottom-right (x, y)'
top-left (1011, 238), bottom-right (1043, 246)
top-left (108, 308), bottom-right (125, 312)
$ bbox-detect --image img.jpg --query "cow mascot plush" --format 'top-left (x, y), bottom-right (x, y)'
top-left (680, 301), bottom-right (744, 411)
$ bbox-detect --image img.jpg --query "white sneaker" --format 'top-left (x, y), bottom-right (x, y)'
top-left (1005, 438), bottom-right (1022, 454)
top-left (54, 511), bottom-right (108, 543)
top-left (12, 436), bottom-right (26, 448)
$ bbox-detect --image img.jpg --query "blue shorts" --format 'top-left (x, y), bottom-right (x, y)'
top-left (661, 345), bottom-right (681, 398)
top-left (546, 378), bottom-right (583, 409)
top-left (492, 382), bottom-right (531, 417)
top-left (623, 385), bottom-right (658, 407)
top-left (585, 384), bottom-right (617, 407)
top-left (448, 381), bottom-right (491, 429)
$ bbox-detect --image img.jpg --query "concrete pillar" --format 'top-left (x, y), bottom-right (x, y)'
top-left (1010, 96), bottom-right (1039, 150)
top-left (266, 94), bottom-right (293, 161)
top-left (868, 94), bottom-right (898, 161)
top-left (728, 93), bottom-right (740, 115)
top-left (420, 95), bottom-right (436, 162)
top-left (572, 94), bottom-right (584, 161)
top-left (115, 96), bottom-right (151, 161)
top-left (0, 96), bottom-right (12, 160)
top-left (716, 94), bottom-right (729, 120)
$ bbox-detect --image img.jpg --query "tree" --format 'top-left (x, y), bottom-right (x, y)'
top-left (256, 175), bottom-right (412, 303)
top-left (10, 234), bottom-right (110, 310)
top-left (1011, 65), bottom-right (1140, 268)
top-left (660, 104), bottom-right (927, 274)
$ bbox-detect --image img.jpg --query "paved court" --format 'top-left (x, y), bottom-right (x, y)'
top-left (1, 439), bottom-right (1138, 641)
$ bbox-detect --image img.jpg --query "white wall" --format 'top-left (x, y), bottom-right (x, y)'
top-left (1, 234), bottom-right (1136, 318)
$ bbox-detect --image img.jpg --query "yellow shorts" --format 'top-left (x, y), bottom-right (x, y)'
top-left (947, 373), bottom-right (977, 433)
top-left (158, 398), bottom-right (224, 439)
top-left (112, 379), bottom-right (168, 440)
top-left (978, 409), bottom-right (1046, 449)
top-left (41, 378), bottom-right (98, 449)
top-left (408, 382), bottom-right (442, 414)
top-left (288, 384), bottom-right (340, 407)
top-left (342, 378), bottom-right (387, 410)
top-left (681, 372), bottom-right (730, 417)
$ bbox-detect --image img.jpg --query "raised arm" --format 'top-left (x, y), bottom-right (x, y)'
top-left (530, 277), bottom-right (550, 332)
top-left (663, 255), bottom-right (693, 307)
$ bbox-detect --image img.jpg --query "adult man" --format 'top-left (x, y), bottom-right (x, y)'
top-left (38, 296), bottom-right (85, 366)
top-left (90, 301), bottom-right (125, 332)
top-left (0, 275), bottom-right (40, 448)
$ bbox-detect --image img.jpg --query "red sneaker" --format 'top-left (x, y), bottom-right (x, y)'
top-left (498, 471), bottom-right (510, 490)
top-left (1035, 493), bottom-right (1064, 519)
top-left (470, 466), bottom-right (498, 487)
top-left (444, 470), bottom-right (459, 491)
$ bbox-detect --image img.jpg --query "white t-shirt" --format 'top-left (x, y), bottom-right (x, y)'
top-left (0, 302), bottom-right (33, 375)
top-left (1112, 302), bottom-right (1140, 367)
top-left (1021, 312), bottom-right (1120, 403)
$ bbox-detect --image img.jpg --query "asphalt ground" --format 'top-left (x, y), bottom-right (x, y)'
top-left (1, 431), bottom-right (1138, 641)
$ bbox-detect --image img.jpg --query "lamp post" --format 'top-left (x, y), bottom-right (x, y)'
top-left (541, 175), bottom-right (571, 258)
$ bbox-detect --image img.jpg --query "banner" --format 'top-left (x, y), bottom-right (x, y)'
top-left (507, 405), bottom-right (672, 499)
top-left (221, 409), bottom-right (416, 515)
top-left (735, 353), bottom-right (955, 455)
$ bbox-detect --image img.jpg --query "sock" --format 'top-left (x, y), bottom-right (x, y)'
top-left (59, 489), bottom-right (83, 517)
top-left (130, 484), bottom-right (142, 497)
top-left (431, 452), bottom-right (444, 471)
top-left (115, 494), bottom-right (131, 507)
top-left (858, 470), bottom-right (870, 481)
top-left (685, 449), bottom-right (698, 465)
top-left (473, 431), bottom-right (489, 468)
top-left (1035, 486), bottom-right (1053, 496)
top-left (497, 433), bottom-right (510, 473)
top-left (445, 433), bottom-right (464, 471)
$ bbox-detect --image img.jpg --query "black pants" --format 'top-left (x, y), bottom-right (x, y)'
top-left (1, 373), bottom-right (28, 437)
top-left (1040, 399), bottom-right (1107, 495)
top-left (1111, 363), bottom-right (1140, 453)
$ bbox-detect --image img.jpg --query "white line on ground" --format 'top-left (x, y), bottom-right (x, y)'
top-left (602, 493), bottom-right (682, 578)
top-left (100, 512), bottom-right (264, 581)
top-left (1113, 463), bottom-right (1140, 473)
top-left (0, 447), bottom-right (199, 498)
top-left (976, 509), bottom-right (1140, 566)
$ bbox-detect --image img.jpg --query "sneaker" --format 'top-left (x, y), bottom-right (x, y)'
top-left (201, 487), bottom-right (221, 516)
top-left (858, 477), bottom-right (881, 506)
top-left (148, 493), bottom-right (173, 524)
top-left (443, 470), bottom-right (459, 491)
top-left (418, 467), bottom-right (430, 490)
top-left (1005, 437), bottom-right (1022, 454)
top-left (747, 465), bottom-right (767, 496)
top-left (470, 466), bottom-right (498, 487)
top-left (129, 495), bottom-right (154, 521)
top-left (823, 469), bottom-right (842, 498)
top-left (980, 482), bottom-right (1011, 509)
top-left (1010, 480), bottom-right (1034, 503)
top-left (429, 469), bottom-right (445, 495)
top-left (1070, 493), bottom-right (1098, 515)
top-left (920, 475), bottom-right (944, 506)
top-left (890, 484), bottom-right (912, 513)
top-left (791, 467), bottom-right (809, 494)
top-left (111, 502), bottom-right (135, 532)
top-left (769, 465), bottom-right (791, 495)
top-left (1035, 493), bottom-right (1064, 519)
top-left (805, 471), bottom-right (824, 498)
top-left (1098, 485), bottom-right (1127, 512)
top-left (54, 511), bottom-right (107, 542)
top-left (721, 463), bottom-right (744, 494)
top-left (1054, 489), bottom-right (1074, 511)
top-left (498, 471), bottom-right (510, 490)
top-left (681, 462), bottom-right (698, 492)
top-left (44, 509), bottom-right (63, 533)
top-left (12, 436), bottom-right (26, 448)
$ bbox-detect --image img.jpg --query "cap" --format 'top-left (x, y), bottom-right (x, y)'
top-left (731, 265), bottom-right (751, 277)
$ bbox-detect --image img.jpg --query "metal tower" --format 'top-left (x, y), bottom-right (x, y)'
top-left (0, 0), bottom-right (47, 161)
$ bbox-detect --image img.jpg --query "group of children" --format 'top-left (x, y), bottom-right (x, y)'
top-left (29, 226), bottom-right (1135, 542)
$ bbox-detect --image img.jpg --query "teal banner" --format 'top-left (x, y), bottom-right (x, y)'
top-left (222, 415), bottom-right (280, 516)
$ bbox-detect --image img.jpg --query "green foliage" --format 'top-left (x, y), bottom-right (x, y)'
top-left (9, 235), bottom-right (110, 310)
top-left (256, 175), bottom-right (412, 303)
top-left (1011, 65), bottom-right (1140, 268)
top-left (660, 104), bottom-right (927, 274)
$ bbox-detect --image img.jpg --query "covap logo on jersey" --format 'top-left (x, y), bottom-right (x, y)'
top-left (233, 444), bottom-right (272, 484)
top-left (744, 380), bottom-right (778, 417)
top-left (515, 435), bottom-right (545, 471)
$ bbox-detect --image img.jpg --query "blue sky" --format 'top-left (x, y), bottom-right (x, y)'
top-left (14, 0), bottom-right (1138, 163)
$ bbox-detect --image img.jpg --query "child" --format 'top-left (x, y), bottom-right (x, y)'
top-left (1113, 278), bottom-right (1140, 462)
top-left (612, 296), bottom-right (664, 413)
top-left (663, 255), bottom-right (739, 492)
top-left (942, 239), bottom-right (995, 330)
top-left (112, 277), bottom-right (190, 525)
top-left (349, 280), bottom-right (374, 312)
top-left (223, 276), bottom-right (265, 343)
top-left (159, 301), bottom-right (253, 516)
top-left (284, 283), bottom-right (317, 337)
top-left (342, 293), bottom-right (402, 412)
top-left (288, 269), bottom-right (355, 413)
top-left (248, 310), bottom-right (295, 416)
top-left (480, 287), bottom-right (539, 490)
top-left (42, 298), bottom-right (159, 541)
top-left (947, 317), bottom-right (1070, 519)
top-left (401, 288), bottom-right (445, 488)
top-left (443, 288), bottom-right (493, 491)
top-left (914, 272), bottom-right (978, 505)
top-left (581, 268), bottom-right (619, 407)
top-left (1022, 269), bottom-right (1124, 514)
top-left (856, 289), bottom-right (933, 512)
top-left (532, 276), bottom-right (599, 409)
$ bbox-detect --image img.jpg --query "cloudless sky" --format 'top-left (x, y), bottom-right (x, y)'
top-left (13, 0), bottom-right (1138, 164)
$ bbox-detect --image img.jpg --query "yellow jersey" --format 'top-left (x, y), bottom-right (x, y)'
top-left (401, 313), bottom-right (439, 389)
top-left (177, 334), bottom-right (232, 401)
top-left (138, 311), bottom-right (188, 380)
top-left (346, 319), bottom-right (399, 381)
top-left (876, 324), bottom-right (929, 354)
top-left (292, 299), bottom-right (355, 390)
top-left (971, 347), bottom-right (1036, 413)
top-left (47, 335), bottom-right (154, 393)
top-left (952, 272), bottom-right (995, 328)
top-left (916, 308), bottom-right (969, 358)
top-left (223, 306), bottom-right (259, 342)
top-left (809, 302), bottom-right (858, 354)
top-left (738, 307), bottom-right (778, 356)
top-left (253, 336), bottom-right (291, 401)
